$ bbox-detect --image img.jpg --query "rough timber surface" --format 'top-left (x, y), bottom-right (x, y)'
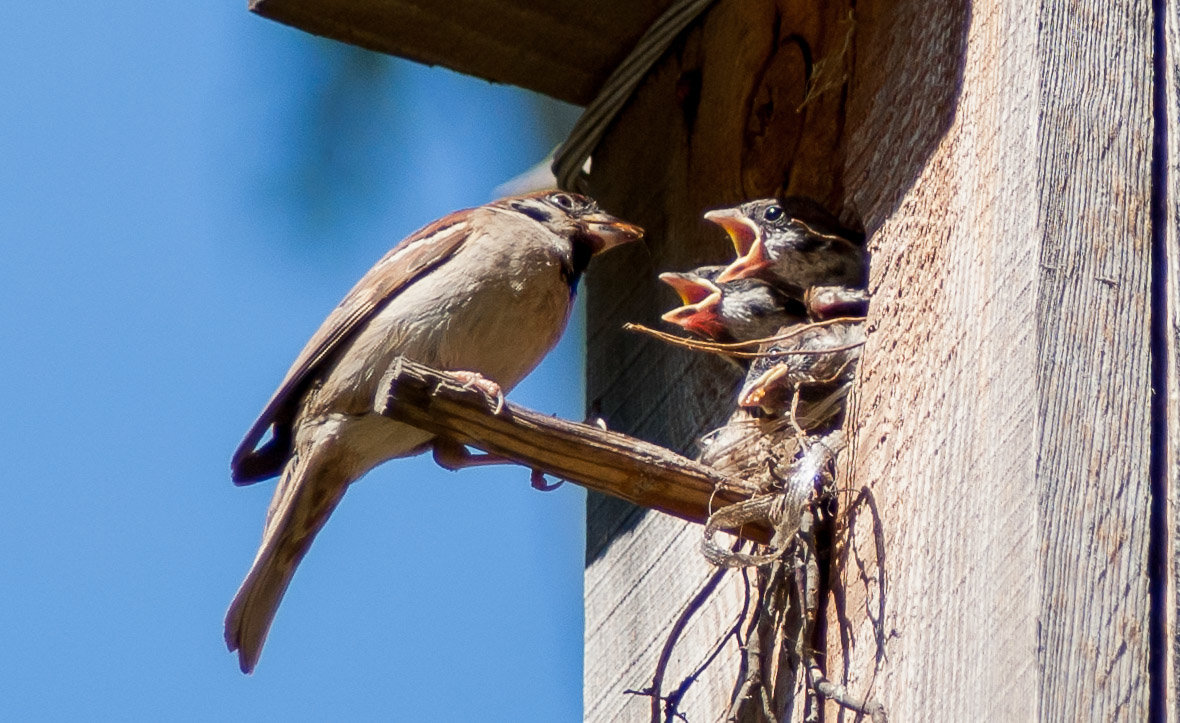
top-left (248, 0), bottom-right (676, 105)
top-left (835, 0), bottom-right (1154, 720)
top-left (1030, 3), bottom-right (1153, 717)
top-left (584, 0), bottom-right (1157, 720)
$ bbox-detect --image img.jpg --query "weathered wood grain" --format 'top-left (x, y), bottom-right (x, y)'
top-left (831, 1), bottom-right (1039, 719)
top-left (248, 0), bottom-right (676, 105)
top-left (1032, 1), bottom-right (1153, 715)
top-left (834, 0), bottom-right (1155, 720)
top-left (587, 0), bottom-right (1157, 719)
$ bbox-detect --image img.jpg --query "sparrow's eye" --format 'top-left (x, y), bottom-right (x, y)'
top-left (763, 204), bottom-right (784, 223)
top-left (551, 193), bottom-right (575, 211)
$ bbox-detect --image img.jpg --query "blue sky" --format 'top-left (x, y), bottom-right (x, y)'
top-left (1, 4), bottom-right (587, 719)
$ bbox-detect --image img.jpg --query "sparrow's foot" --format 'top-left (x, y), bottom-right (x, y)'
top-left (433, 441), bottom-right (564, 491)
top-left (450, 370), bottom-right (505, 414)
top-left (530, 469), bottom-right (564, 491)
top-left (432, 438), bottom-right (511, 470)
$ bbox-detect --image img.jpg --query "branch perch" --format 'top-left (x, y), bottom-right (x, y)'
top-left (375, 357), bottom-right (772, 543)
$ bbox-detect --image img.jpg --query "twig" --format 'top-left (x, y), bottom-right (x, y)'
top-left (621, 566), bottom-right (730, 723)
top-left (624, 317), bottom-right (866, 358)
top-left (375, 357), bottom-right (772, 543)
top-left (664, 586), bottom-right (747, 720)
top-left (799, 505), bottom-right (887, 723)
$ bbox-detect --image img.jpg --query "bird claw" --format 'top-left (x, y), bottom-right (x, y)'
top-left (451, 370), bottom-right (505, 414)
top-left (531, 469), bottom-right (563, 491)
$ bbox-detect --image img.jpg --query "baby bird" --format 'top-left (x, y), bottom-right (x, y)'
top-left (707, 197), bottom-right (866, 294)
top-left (659, 269), bottom-right (806, 343)
top-left (737, 319), bottom-right (866, 414)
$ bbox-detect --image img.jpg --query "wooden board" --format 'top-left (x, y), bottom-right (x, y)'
top-left (249, 0), bottom-right (677, 106)
top-left (582, 0), bottom-right (1158, 719)
top-left (832, 0), bottom-right (1154, 718)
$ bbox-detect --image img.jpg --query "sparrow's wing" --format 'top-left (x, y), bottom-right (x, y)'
top-left (230, 212), bottom-right (475, 484)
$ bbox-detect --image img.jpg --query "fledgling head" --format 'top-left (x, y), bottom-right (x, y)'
top-left (707, 197), bottom-right (866, 292)
top-left (738, 320), bottom-right (865, 413)
top-left (659, 272), bottom-right (806, 343)
top-left (658, 270), bottom-right (726, 340)
top-left (658, 266), bottom-right (725, 304)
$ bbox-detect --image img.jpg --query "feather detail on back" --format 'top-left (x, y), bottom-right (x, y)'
top-left (230, 217), bottom-right (472, 484)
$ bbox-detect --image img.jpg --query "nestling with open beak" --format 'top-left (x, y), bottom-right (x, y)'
top-left (708, 197), bottom-right (867, 293)
top-left (659, 268), bottom-right (806, 343)
top-left (738, 320), bottom-right (866, 414)
top-left (225, 191), bottom-right (642, 673)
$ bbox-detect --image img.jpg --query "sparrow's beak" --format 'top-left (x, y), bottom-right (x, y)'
top-left (715, 240), bottom-right (771, 283)
top-left (658, 272), bottom-right (717, 305)
top-left (582, 213), bottom-right (644, 254)
top-left (660, 301), bottom-right (712, 330)
top-left (704, 208), bottom-right (760, 256)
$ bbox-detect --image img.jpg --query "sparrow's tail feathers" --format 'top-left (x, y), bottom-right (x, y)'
top-left (224, 451), bottom-right (351, 674)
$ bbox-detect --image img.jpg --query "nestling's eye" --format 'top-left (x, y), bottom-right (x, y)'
top-left (551, 193), bottom-right (575, 211)
top-left (763, 204), bottom-right (784, 223)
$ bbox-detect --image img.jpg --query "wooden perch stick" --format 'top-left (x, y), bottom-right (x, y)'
top-left (375, 357), bottom-right (771, 543)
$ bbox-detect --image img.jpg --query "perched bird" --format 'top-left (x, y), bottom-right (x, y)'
top-left (707, 197), bottom-right (866, 293)
top-left (658, 269), bottom-right (806, 343)
top-left (225, 191), bottom-right (642, 673)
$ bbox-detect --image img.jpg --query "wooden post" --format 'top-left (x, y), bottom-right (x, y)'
top-left (1164, 2), bottom-right (1180, 716)
top-left (584, 0), bottom-right (1163, 719)
top-left (833, 1), bottom-right (1156, 718)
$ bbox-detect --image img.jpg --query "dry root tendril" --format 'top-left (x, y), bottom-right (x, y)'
top-left (635, 301), bottom-right (885, 721)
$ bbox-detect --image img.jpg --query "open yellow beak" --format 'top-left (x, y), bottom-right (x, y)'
top-left (715, 240), bottom-right (771, 283)
top-left (704, 208), bottom-right (760, 256)
top-left (658, 272), bottom-right (717, 305)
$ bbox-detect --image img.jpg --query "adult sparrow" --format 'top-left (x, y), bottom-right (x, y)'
top-left (225, 191), bottom-right (642, 673)
top-left (659, 269), bottom-right (806, 343)
top-left (708, 197), bottom-right (866, 293)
